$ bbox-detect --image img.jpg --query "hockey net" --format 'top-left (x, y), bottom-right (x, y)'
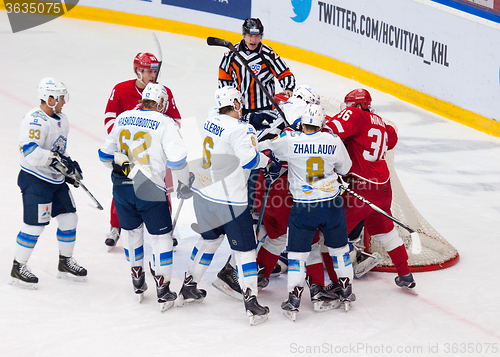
top-left (321, 96), bottom-right (460, 272)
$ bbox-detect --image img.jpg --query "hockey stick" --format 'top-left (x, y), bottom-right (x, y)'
top-left (255, 182), bottom-right (271, 239)
top-left (152, 32), bottom-right (162, 82)
top-left (76, 180), bottom-right (104, 210)
top-left (207, 36), bottom-right (289, 125)
top-left (171, 198), bottom-right (184, 233)
top-left (340, 183), bottom-right (422, 254)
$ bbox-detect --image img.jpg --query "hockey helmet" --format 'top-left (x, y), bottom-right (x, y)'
top-left (142, 83), bottom-right (168, 111)
top-left (242, 18), bottom-right (264, 36)
top-left (215, 86), bottom-right (243, 109)
top-left (37, 77), bottom-right (68, 103)
top-left (344, 88), bottom-right (372, 111)
top-left (133, 52), bottom-right (160, 74)
top-left (301, 104), bottom-right (326, 128)
top-left (293, 85), bottom-right (320, 105)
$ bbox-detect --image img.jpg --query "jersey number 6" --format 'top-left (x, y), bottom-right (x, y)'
top-left (119, 130), bottom-right (151, 164)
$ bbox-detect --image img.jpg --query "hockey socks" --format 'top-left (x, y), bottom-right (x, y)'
top-left (15, 223), bottom-right (44, 264)
top-left (287, 252), bottom-right (309, 292)
top-left (387, 245), bottom-right (411, 276)
top-left (234, 250), bottom-right (259, 295)
top-left (256, 247), bottom-right (280, 279)
top-left (187, 235), bottom-right (224, 283)
top-left (328, 244), bottom-right (354, 282)
top-left (150, 231), bottom-right (174, 279)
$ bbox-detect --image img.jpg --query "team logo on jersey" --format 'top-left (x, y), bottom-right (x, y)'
top-left (302, 184), bottom-right (313, 194)
top-left (52, 136), bottom-right (67, 154)
top-left (250, 64), bottom-right (261, 75)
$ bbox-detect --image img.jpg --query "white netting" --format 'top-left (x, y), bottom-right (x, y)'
top-left (320, 96), bottom-right (459, 271)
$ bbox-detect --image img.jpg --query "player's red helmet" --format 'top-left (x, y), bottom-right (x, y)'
top-left (242, 18), bottom-right (264, 36)
top-left (133, 52), bottom-right (160, 74)
top-left (344, 88), bottom-right (372, 111)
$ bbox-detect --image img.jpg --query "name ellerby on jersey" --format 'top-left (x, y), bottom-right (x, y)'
top-left (118, 116), bottom-right (160, 130)
top-left (204, 120), bottom-right (225, 137)
top-left (294, 143), bottom-right (337, 155)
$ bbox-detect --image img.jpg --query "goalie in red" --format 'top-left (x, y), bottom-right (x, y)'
top-left (323, 88), bottom-right (416, 290)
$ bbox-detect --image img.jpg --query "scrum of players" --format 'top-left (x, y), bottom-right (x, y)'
top-left (11, 16), bottom-right (416, 326)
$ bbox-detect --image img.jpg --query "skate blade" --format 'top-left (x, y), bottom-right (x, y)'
top-left (343, 301), bottom-right (352, 312)
top-left (57, 272), bottom-right (87, 282)
top-left (159, 300), bottom-right (175, 312)
top-left (176, 294), bottom-right (205, 307)
top-left (283, 310), bottom-right (297, 322)
top-left (9, 278), bottom-right (38, 290)
top-left (248, 312), bottom-right (268, 326)
top-left (136, 292), bottom-right (145, 303)
top-left (313, 300), bottom-right (341, 312)
top-left (212, 279), bottom-right (243, 301)
top-left (400, 286), bottom-right (418, 295)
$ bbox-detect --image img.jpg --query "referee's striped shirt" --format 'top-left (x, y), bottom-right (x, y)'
top-left (218, 40), bottom-right (296, 111)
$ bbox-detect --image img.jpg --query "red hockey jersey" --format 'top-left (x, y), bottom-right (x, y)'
top-left (325, 107), bottom-right (397, 184)
top-left (104, 79), bottom-right (181, 134)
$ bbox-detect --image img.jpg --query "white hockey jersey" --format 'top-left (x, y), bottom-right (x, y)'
top-left (99, 109), bottom-right (188, 190)
top-left (260, 130), bottom-right (352, 203)
top-left (192, 108), bottom-right (269, 206)
top-left (280, 96), bottom-right (307, 125)
top-left (19, 107), bottom-right (70, 184)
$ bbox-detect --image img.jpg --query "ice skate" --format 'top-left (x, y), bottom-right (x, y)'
top-left (57, 255), bottom-right (87, 282)
top-left (306, 276), bottom-right (340, 312)
top-left (338, 277), bottom-right (356, 311)
top-left (257, 265), bottom-right (269, 289)
top-left (155, 275), bottom-right (177, 312)
top-left (243, 288), bottom-right (269, 326)
top-left (177, 273), bottom-right (207, 307)
top-left (212, 256), bottom-right (243, 301)
top-left (281, 286), bottom-right (304, 322)
top-left (395, 273), bottom-right (417, 294)
top-left (354, 251), bottom-right (383, 278)
top-left (131, 266), bottom-right (148, 302)
top-left (104, 226), bottom-right (120, 252)
top-left (9, 260), bottom-right (38, 290)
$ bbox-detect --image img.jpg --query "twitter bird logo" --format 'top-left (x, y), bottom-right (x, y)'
top-left (291, 0), bottom-right (312, 23)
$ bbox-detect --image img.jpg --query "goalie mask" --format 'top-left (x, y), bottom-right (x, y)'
top-left (344, 88), bottom-right (372, 111)
top-left (142, 83), bottom-right (168, 112)
top-left (293, 85), bottom-right (320, 105)
top-left (301, 104), bottom-right (326, 128)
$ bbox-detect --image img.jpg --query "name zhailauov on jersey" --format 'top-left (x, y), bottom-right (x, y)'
top-left (294, 143), bottom-right (337, 155)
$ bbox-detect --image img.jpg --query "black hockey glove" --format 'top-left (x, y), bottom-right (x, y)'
top-left (243, 110), bottom-right (279, 130)
top-left (263, 151), bottom-right (282, 184)
top-left (65, 175), bottom-right (80, 188)
top-left (50, 152), bottom-right (83, 182)
top-left (177, 172), bottom-right (195, 200)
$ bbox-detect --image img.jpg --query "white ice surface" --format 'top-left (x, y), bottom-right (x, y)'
top-left (1, 14), bottom-right (500, 357)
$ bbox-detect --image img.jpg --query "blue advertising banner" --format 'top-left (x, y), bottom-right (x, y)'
top-left (161, 0), bottom-right (251, 20)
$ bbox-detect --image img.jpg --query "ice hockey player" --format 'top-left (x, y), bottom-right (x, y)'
top-left (98, 83), bottom-right (192, 312)
top-left (218, 18), bottom-right (295, 115)
top-left (103, 52), bottom-right (181, 250)
top-left (324, 88), bottom-right (416, 290)
top-left (178, 87), bottom-right (277, 325)
top-left (10, 77), bottom-right (87, 289)
top-left (259, 104), bottom-right (355, 321)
